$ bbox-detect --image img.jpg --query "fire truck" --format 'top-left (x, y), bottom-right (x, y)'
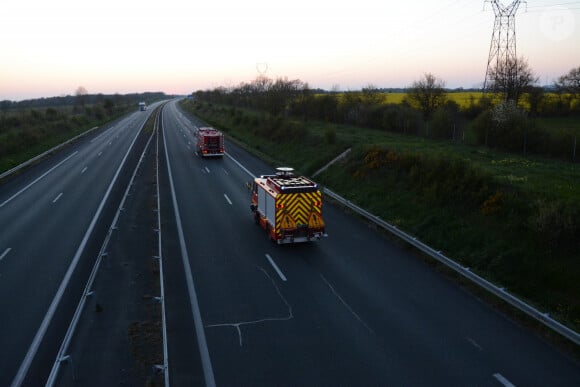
top-left (196, 127), bottom-right (224, 157)
top-left (250, 167), bottom-right (325, 244)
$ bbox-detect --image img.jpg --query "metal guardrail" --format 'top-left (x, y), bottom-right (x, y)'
top-left (322, 187), bottom-right (580, 346)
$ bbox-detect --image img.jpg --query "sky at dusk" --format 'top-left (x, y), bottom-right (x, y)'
top-left (1, 0), bottom-right (579, 101)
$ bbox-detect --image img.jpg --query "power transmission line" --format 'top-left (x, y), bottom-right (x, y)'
top-left (526, 1), bottom-right (580, 8)
top-left (483, 0), bottom-right (526, 95)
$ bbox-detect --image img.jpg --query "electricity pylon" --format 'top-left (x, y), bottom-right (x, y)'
top-left (483, 0), bottom-right (526, 93)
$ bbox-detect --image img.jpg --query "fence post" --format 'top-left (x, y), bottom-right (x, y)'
top-left (452, 122), bottom-right (456, 142)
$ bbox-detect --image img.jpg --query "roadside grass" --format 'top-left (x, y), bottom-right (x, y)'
top-left (0, 107), bottom-right (130, 174)
top-left (181, 99), bottom-right (580, 332)
top-left (0, 123), bottom-right (94, 173)
top-left (307, 120), bottom-right (580, 201)
top-left (183, 99), bottom-right (580, 208)
top-left (142, 106), bottom-right (159, 134)
top-left (536, 115), bottom-right (580, 135)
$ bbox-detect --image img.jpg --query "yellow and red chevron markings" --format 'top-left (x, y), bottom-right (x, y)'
top-left (275, 191), bottom-right (323, 232)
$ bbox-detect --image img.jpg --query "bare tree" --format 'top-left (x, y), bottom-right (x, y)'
top-left (264, 77), bottom-right (304, 116)
top-left (555, 65), bottom-right (580, 99)
top-left (75, 86), bottom-right (88, 111)
top-left (488, 56), bottom-right (538, 103)
top-left (525, 86), bottom-right (545, 117)
top-left (292, 81), bottom-right (313, 121)
top-left (407, 73), bottom-right (447, 118)
top-left (361, 84), bottom-right (384, 105)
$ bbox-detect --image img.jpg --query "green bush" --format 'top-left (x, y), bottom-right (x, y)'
top-left (324, 127), bottom-right (336, 144)
top-left (355, 146), bottom-right (493, 209)
top-left (45, 108), bottom-right (59, 120)
top-left (431, 107), bottom-right (454, 139)
top-left (529, 199), bottom-right (580, 252)
top-left (380, 104), bottom-right (422, 134)
top-left (430, 101), bottom-right (462, 140)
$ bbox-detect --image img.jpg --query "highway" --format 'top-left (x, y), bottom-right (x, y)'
top-left (0, 100), bottom-right (578, 386)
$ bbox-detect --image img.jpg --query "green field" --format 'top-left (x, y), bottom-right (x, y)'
top-left (329, 91), bottom-right (487, 107)
top-left (380, 91), bottom-right (485, 107)
top-left (341, 91), bottom-right (577, 115)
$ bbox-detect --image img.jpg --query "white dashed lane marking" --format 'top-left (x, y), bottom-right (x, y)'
top-left (0, 248), bottom-right (12, 262)
top-left (265, 254), bottom-right (287, 282)
top-left (52, 193), bottom-right (63, 203)
top-left (493, 373), bottom-right (516, 387)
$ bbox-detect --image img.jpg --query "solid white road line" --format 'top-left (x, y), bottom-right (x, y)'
top-left (493, 373), bottom-right (516, 387)
top-left (320, 274), bottom-right (374, 334)
top-left (163, 124), bottom-right (216, 387)
top-left (0, 248), bottom-right (12, 262)
top-left (224, 194), bottom-right (232, 205)
top-left (225, 153), bottom-right (256, 178)
top-left (0, 151), bottom-right (78, 208)
top-left (265, 254), bottom-right (287, 282)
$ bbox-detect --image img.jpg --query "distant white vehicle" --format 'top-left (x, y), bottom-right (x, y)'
top-left (138, 102), bottom-right (146, 111)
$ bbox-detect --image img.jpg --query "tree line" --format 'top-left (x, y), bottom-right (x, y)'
top-left (1, 91), bottom-right (167, 113)
top-left (194, 63), bottom-right (580, 161)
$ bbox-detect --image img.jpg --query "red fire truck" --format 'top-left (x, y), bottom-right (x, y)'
top-left (196, 127), bottom-right (224, 157)
top-left (250, 167), bottom-right (325, 244)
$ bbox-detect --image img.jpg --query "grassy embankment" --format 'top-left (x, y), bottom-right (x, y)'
top-left (0, 105), bottom-right (132, 174)
top-left (180, 98), bottom-right (580, 336)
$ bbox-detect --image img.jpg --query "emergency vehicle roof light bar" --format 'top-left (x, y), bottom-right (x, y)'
top-left (275, 167), bottom-right (294, 177)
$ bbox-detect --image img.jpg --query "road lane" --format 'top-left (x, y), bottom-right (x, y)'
top-left (162, 100), bottom-right (580, 386)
